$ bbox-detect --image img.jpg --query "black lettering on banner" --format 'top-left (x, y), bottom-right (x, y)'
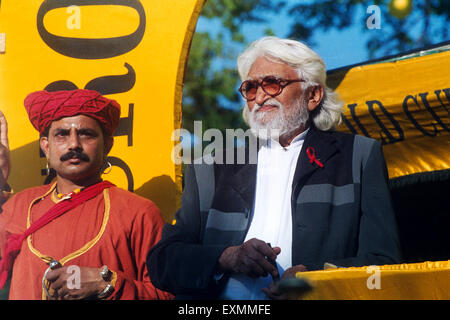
top-left (419, 92), bottom-right (450, 132)
top-left (44, 63), bottom-right (136, 94)
top-left (340, 114), bottom-right (358, 135)
top-left (106, 156), bottom-right (134, 191)
top-left (114, 103), bottom-right (134, 147)
top-left (45, 80), bottom-right (79, 92)
top-left (403, 94), bottom-right (438, 137)
top-left (434, 89), bottom-right (450, 116)
top-left (441, 88), bottom-right (450, 108)
top-left (85, 63), bottom-right (136, 95)
top-left (366, 100), bottom-right (404, 145)
top-left (37, 0), bottom-right (146, 59)
top-left (347, 103), bottom-right (372, 138)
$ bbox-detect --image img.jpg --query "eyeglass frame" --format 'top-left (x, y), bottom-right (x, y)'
top-left (238, 76), bottom-right (305, 101)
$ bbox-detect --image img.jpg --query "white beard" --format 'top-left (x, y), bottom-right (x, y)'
top-left (244, 97), bottom-right (309, 141)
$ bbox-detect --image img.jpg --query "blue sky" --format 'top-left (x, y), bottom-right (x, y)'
top-left (195, 3), bottom-right (373, 70)
top-left (195, 1), bottom-right (448, 71)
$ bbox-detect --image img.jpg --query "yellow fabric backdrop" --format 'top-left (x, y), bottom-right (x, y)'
top-left (0, 0), bottom-right (206, 222)
top-left (296, 260), bottom-right (449, 300)
top-left (330, 50), bottom-right (450, 180)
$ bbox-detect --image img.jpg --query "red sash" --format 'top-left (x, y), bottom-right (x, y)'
top-left (0, 180), bottom-right (115, 289)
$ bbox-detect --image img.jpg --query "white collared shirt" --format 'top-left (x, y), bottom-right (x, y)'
top-left (220, 129), bottom-right (308, 300)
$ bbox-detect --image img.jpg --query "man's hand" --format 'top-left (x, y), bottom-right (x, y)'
top-left (262, 264), bottom-right (308, 300)
top-left (218, 238), bottom-right (281, 279)
top-left (46, 265), bottom-right (107, 300)
top-left (0, 110), bottom-right (10, 190)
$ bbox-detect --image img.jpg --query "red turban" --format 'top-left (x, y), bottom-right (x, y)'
top-left (24, 89), bottom-right (121, 136)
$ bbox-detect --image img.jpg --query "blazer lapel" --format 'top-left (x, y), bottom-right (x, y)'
top-left (292, 126), bottom-right (339, 195)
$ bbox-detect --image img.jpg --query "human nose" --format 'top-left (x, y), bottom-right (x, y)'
top-left (254, 84), bottom-right (270, 106)
top-left (68, 131), bottom-right (81, 150)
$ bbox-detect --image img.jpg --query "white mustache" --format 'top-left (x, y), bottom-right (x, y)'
top-left (246, 96), bottom-right (309, 141)
top-left (252, 99), bottom-right (283, 113)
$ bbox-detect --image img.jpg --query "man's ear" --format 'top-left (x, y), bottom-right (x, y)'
top-left (39, 136), bottom-right (49, 159)
top-left (307, 85), bottom-right (324, 112)
top-left (104, 136), bottom-right (114, 155)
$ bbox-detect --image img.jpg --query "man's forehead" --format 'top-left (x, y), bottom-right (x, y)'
top-left (49, 115), bottom-right (102, 130)
top-left (247, 56), bottom-right (297, 79)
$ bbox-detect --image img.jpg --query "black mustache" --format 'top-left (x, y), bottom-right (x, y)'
top-left (60, 150), bottom-right (90, 162)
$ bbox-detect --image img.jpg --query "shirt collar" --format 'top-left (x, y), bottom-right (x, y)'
top-left (265, 127), bottom-right (309, 151)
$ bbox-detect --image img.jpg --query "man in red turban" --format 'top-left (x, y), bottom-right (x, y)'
top-left (0, 89), bottom-right (173, 300)
top-left (24, 89), bottom-right (120, 137)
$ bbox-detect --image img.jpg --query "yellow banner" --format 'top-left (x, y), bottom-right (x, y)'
top-left (330, 50), bottom-right (450, 181)
top-left (0, 0), bottom-right (205, 222)
top-left (297, 260), bottom-right (450, 300)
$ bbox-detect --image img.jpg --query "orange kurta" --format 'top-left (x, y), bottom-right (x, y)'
top-left (0, 183), bottom-right (172, 300)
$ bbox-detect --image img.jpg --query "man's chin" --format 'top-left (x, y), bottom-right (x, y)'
top-left (254, 110), bottom-right (279, 124)
top-left (249, 116), bottom-right (283, 138)
top-left (250, 126), bottom-right (282, 141)
top-left (56, 165), bottom-right (100, 182)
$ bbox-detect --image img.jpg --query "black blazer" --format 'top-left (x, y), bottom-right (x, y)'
top-left (147, 126), bottom-right (402, 297)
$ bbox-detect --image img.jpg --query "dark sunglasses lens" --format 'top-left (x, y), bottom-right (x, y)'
top-left (262, 77), bottom-right (281, 95)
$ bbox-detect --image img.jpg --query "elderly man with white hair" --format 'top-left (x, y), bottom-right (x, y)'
top-left (147, 37), bottom-right (401, 300)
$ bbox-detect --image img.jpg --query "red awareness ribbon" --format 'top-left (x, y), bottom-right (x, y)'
top-left (306, 147), bottom-right (324, 168)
